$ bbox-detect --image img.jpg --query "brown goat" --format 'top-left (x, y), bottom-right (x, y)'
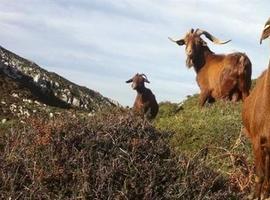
top-left (169, 28), bottom-right (252, 106)
top-left (126, 73), bottom-right (158, 119)
top-left (242, 18), bottom-right (270, 199)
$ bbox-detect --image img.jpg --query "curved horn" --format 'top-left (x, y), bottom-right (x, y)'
top-left (140, 73), bottom-right (148, 79)
top-left (168, 37), bottom-right (179, 43)
top-left (168, 37), bottom-right (182, 42)
top-left (140, 74), bottom-right (150, 83)
top-left (195, 29), bottom-right (231, 45)
top-left (260, 18), bottom-right (270, 44)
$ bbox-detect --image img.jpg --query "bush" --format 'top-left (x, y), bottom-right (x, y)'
top-left (0, 109), bottom-right (245, 199)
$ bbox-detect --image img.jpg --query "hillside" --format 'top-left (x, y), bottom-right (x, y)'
top-left (155, 96), bottom-right (247, 156)
top-left (0, 109), bottom-right (247, 199)
top-left (0, 46), bottom-right (117, 121)
top-left (155, 96), bottom-right (253, 196)
top-left (0, 93), bottom-right (253, 199)
top-left (0, 46), bottom-right (254, 199)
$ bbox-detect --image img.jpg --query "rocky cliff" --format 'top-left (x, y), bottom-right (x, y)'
top-left (0, 46), bottom-right (117, 120)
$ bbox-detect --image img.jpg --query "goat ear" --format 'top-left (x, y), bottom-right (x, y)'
top-left (175, 39), bottom-right (185, 46)
top-left (126, 78), bottom-right (133, 83)
top-left (168, 37), bottom-right (185, 46)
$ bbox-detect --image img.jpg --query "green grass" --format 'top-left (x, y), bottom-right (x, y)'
top-left (155, 95), bottom-right (252, 172)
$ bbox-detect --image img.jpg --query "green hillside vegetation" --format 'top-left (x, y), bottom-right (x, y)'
top-left (155, 95), bottom-right (253, 195)
top-left (155, 95), bottom-right (252, 168)
top-left (156, 95), bottom-right (247, 153)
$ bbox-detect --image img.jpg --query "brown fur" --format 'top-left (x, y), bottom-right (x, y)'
top-left (242, 19), bottom-right (270, 199)
top-left (126, 73), bottom-right (159, 119)
top-left (170, 29), bottom-right (252, 106)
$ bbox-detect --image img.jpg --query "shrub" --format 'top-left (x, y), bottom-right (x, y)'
top-left (0, 109), bottom-right (245, 199)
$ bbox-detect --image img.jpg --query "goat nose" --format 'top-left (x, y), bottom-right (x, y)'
top-left (187, 49), bottom-right (192, 56)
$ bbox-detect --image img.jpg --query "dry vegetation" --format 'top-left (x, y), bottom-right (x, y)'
top-left (0, 107), bottom-right (250, 199)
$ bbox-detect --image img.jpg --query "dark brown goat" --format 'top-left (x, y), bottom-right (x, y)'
top-left (169, 28), bottom-right (252, 106)
top-left (242, 18), bottom-right (270, 200)
top-left (126, 73), bottom-right (158, 119)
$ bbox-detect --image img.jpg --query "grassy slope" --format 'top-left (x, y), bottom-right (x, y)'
top-left (155, 95), bottom-right (252, 182)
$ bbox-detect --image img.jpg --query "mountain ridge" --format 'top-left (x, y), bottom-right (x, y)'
top-left (0, 45), bottom-right (117, 119)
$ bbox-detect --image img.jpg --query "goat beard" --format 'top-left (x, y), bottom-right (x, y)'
top-left (186, 57), bottom-right (194, 68)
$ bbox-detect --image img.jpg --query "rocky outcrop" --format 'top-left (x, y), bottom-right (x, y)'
top-left (0, 46), bottom-right (117, 112)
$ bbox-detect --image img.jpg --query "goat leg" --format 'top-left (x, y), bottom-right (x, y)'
top-left (199, 90), bottom-right (211, 107)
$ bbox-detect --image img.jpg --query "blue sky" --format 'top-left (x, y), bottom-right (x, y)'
top-left (0, 0), bottom-right (269, 106)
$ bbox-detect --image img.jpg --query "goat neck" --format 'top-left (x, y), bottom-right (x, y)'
top-left (135, 85), bottom-right (147, 94)
top-left (192, 46), bottom-right (213, 73)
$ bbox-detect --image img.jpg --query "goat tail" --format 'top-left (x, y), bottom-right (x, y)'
top-left (238, 54), bottom-right (252, 76)
top-left (237, 54), bottom-right (252, 99)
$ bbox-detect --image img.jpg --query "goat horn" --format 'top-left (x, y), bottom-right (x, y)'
top-left (196, 29), bottom-right (231, 45)
top-left (140, 74), bottom-right (150, 83)
top-left (168, 37), bottom-right (180, 43)
top-left (260, 18), bottom-right (270, 44)
top-left (140, 73), bottom-right (147, 79)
